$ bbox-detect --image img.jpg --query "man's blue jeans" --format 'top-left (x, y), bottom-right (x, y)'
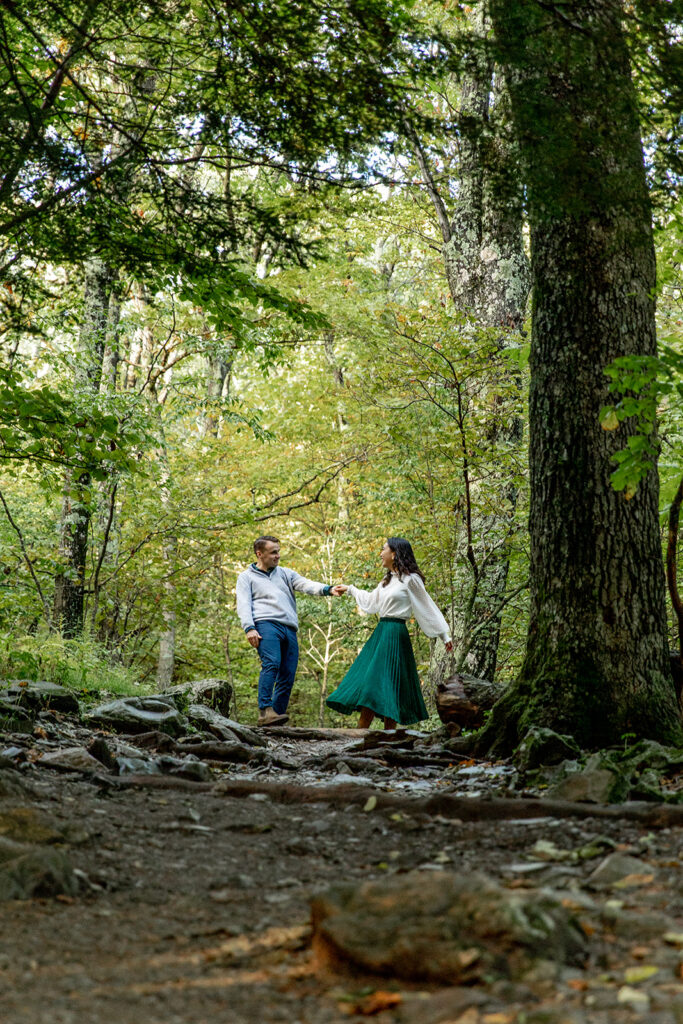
top-left (255, 620), bottom-right (299, 714)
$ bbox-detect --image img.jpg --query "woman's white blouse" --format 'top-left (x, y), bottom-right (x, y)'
top-left (347, 572), bottom-right (451, 644)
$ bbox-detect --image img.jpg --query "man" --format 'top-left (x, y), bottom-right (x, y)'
top-left (236, 535), bottom-right (343, 726)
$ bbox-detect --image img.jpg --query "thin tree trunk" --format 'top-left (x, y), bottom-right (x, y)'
top-left (156, 533), bottom-right (177, 691)
top-left (53, 257), bottom-right (113, 636)
top-left (478, 0), bottom-right (682, 752)
top-left (203, 344), bottom-right (233, 438)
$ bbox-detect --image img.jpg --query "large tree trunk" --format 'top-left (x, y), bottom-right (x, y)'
top-left (478, 0), bottom-right (682, 752)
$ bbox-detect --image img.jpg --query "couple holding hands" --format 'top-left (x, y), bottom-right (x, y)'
top-left (235, 535), bottom-right (453, 729)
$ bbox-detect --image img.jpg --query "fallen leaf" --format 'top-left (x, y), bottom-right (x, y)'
top-left (452, 1010), bottom-right (479, 1024)
top-left (530, 839), bottom-right (571, 862)
top-left (355, 991), bottom-right (402, 1015)
top-left (363, 796), bottom-right (377, 812)
top-left (629, 945), bottom-right (651, 959)
top-left (567, 979), bottom-right (589, 991)
top-left (664, 932), bottom-right (683, 947)
top-left (482, 1013), bottom-right (515, 1024)
top-left (456, 948), bottom-right (481, 969)
top-left (613, 873), bottom-right (655, 889)
top-left (624, 965), bottom-right (659, 984)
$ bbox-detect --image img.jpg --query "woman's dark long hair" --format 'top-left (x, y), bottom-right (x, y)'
top-left (382, 537), bottom-right (426, 587)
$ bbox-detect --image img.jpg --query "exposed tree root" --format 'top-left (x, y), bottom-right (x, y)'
top-left (97, 773), bottom-right (683, 826)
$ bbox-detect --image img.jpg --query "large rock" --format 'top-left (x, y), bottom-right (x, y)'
top-left (514, 728), bottom-right (581, 771)
top-left (85, 697), bottom-right (188, 737)
top-left (587, 852), bottom-right (654, 889)
top-left (311, 870), bottom-right (586, 983)
top-left (184, 705), bottom-right (266, 747)
top-left (615, 739), bottom-right (683, 775)
top-left (547, 752), bottom-right (630, 804)
top-left (165, 678), bottom-right (233, 716)
top-left (0, 769), bottom-right (34, 799)
top-left (0, 680), bottom-right (80, 715)
top-left (0, 807), bottom-right (64, 845)
top-left (0, 698), bottom-right (34, 733)
top-left (435, 673), bottom-right (505, 735)
top-left (0, 837), bottom-right (78, 900)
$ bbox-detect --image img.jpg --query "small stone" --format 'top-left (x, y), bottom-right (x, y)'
top-left (617, 985), bottom-right (651, 1010)
top-left (87, 736), bottom-right (117, 770)
top-left (115, 756), bottom-right (162, 776)
top-left (588, 852), bottom-right (652, 888)
top-left (37, 747), bottom-right (102, 773)
top-left (548, 767), bottom-right (623, 804)
top-left (156, 755), bottom-right (211, 782)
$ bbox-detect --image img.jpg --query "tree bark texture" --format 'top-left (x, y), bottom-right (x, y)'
top-left (479, 0), bottom-right (682, 752)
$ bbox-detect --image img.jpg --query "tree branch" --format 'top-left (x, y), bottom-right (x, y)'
top-left (0, 486), bottom-right (52, 629)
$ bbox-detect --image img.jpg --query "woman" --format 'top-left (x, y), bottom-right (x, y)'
top-left (327, 537), bottom-right (453, 729)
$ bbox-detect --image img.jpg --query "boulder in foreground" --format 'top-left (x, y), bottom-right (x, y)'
top-left (311, 869), bottom-right (586, 983)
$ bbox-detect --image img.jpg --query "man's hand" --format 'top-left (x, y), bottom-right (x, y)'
top-left (444, 640), bottom-right (453, 653)
top-left (330, 584), bottom-right (347, 596)
top-left (246, 629), bottom-right (262, 648)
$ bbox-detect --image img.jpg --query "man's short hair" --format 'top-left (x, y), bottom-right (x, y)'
top-left (254, 535), bottom-right (280, 555)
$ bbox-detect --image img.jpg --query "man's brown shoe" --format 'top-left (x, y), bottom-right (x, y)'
top-left (257, 707), bottom-right (289, 727)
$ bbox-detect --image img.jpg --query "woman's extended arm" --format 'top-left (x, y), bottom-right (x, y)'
top-left (346, 582), bottom-right (383, 615)
top-left (405, 574), bottom-right (451, 644)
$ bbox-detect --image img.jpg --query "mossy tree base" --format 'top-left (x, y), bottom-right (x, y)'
top-left (474, 649), bottom-right (683, 759)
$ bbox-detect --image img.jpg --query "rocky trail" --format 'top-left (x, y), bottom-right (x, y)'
top-left (0, 680), bottom-right (682, 1024)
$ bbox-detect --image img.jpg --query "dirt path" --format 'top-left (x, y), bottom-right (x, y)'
top-left (0, 727), bottom-right (682, 1024)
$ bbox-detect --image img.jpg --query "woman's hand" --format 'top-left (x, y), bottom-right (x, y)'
top-left (331, 584), bottom-right (348, 596)
top-left (444, 640), bottom-right (453, 653)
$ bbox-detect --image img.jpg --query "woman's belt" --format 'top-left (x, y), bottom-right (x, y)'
top-left (379, 616), bottom-right (407, 623)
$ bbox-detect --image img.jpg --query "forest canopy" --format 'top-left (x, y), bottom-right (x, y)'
top-left (1, 0), bottom-right (683, 749)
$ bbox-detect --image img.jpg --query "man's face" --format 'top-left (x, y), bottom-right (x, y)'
top-left (257, 541), bottom-right (281, 570)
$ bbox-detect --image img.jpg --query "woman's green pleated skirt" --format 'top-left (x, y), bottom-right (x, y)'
top-left (326, 617), bottom-right (428, 725)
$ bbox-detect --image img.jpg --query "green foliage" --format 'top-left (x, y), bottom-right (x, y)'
top-left (0, 632), bottom-right (144, 696)
top-left (0, 363), bottom-right (150, 477)
top-left (601, 205), bottom-right (683, 499)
